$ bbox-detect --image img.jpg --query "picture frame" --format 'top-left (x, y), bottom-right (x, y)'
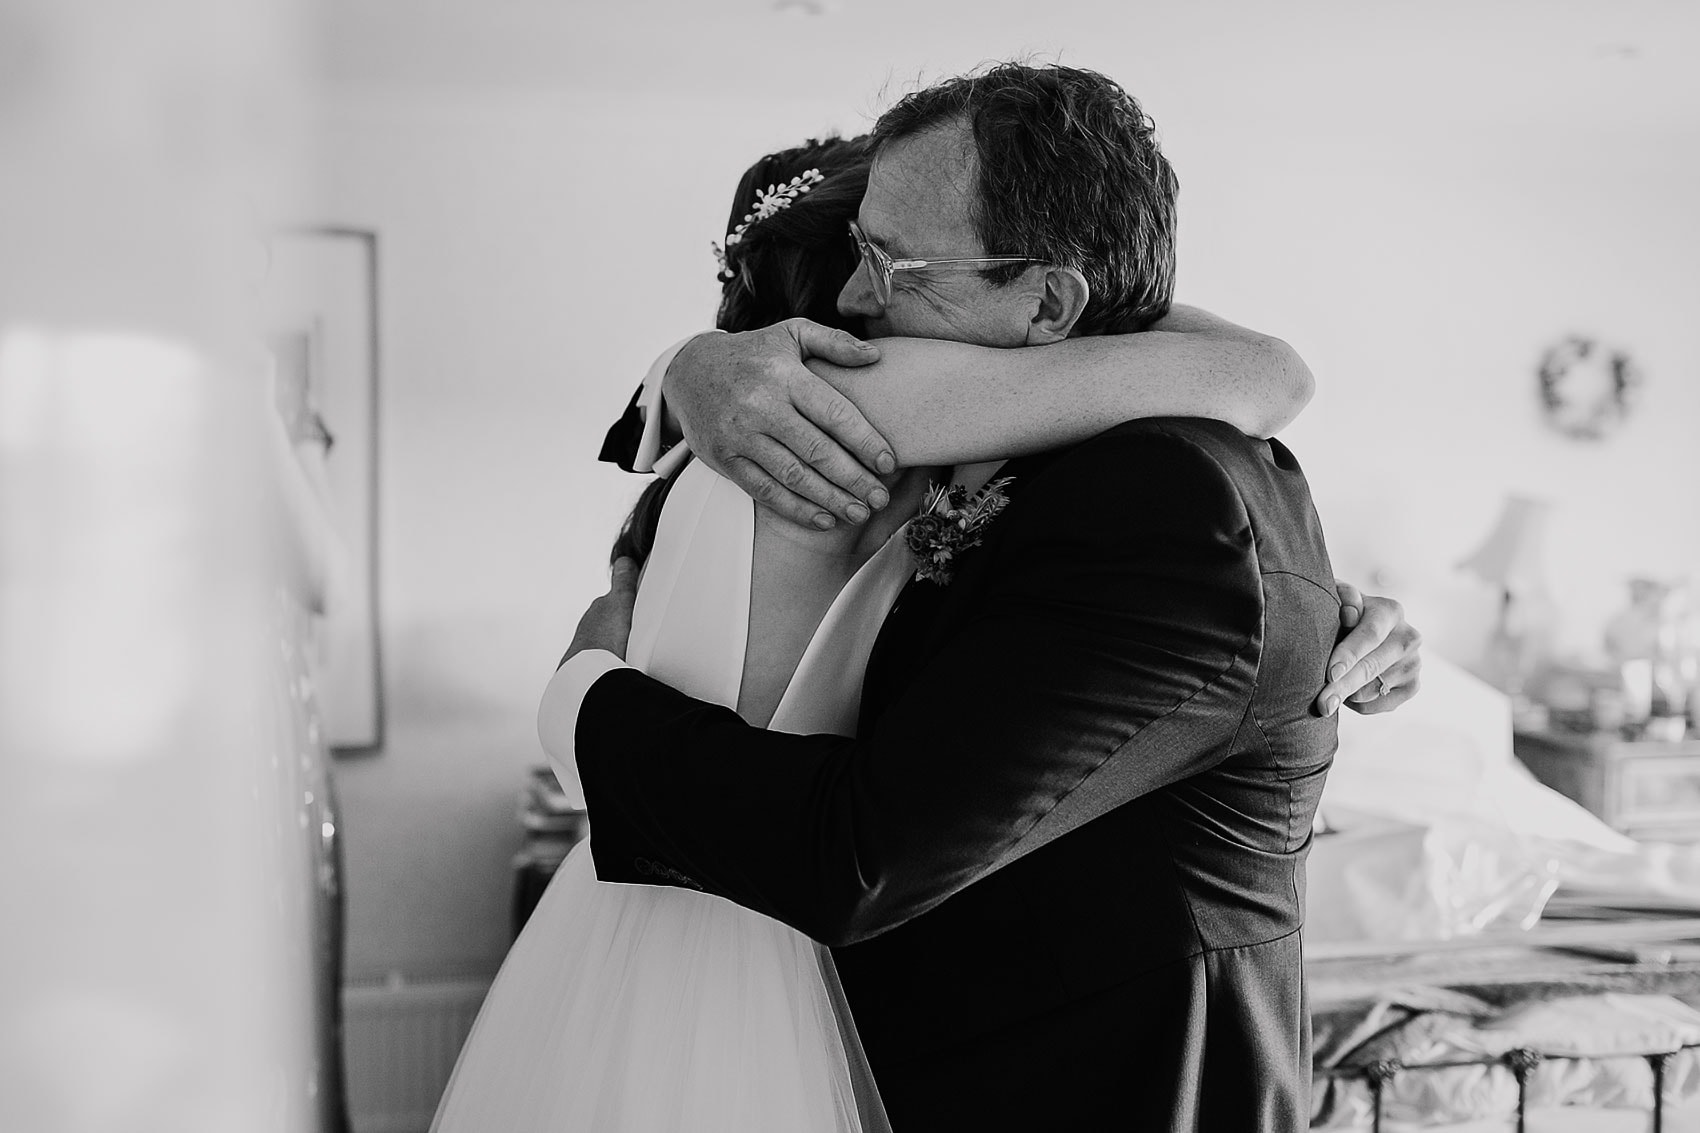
top-left (265, 227), bottom-right (384, 753)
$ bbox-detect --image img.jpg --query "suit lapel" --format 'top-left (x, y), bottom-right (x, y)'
top-left (856, 446), bottom-right (1071, 732)
top-left (857, 568), bottom-right (946, 733)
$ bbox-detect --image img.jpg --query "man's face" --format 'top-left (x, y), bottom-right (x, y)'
top-left (837, 119), bottom-right (1034, 346)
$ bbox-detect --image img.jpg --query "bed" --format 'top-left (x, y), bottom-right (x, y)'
top-left (1305, 660), bottom-right (1700, 1131)
top-left (1307, 921), bottom-right (1700, 1131)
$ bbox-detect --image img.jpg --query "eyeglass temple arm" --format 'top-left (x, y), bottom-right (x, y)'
top-left (892, 255), bottom-right (1039, 269)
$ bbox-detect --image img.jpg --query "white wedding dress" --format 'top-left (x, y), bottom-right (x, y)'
top-left (429, 460), bottom-right (914, 1133)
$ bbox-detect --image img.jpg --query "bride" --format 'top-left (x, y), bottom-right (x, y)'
top-left (430, 134), bottom-right (1391, 1132)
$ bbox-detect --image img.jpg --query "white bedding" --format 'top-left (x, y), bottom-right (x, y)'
top-left (1314, 994), bottom-right (1700, 1132)
top-left (1310, 656), bottom-right (1700, 942)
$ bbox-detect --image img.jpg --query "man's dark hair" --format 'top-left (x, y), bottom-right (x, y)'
top-left (871, 62), bottom-right (1178, 335)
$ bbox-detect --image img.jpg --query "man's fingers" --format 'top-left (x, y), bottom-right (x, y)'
top-left (742, 435), bottom-right (871, 525)
top-left (610, 556), bottom-right (640, 595)
top-left (785, 381), bottom-right (895, 503)
top-left (789, 318), bottom-right (880, 369)
top-left (791, 357), bottom-right (896, 478)
top-left (723, 455), bottom-right (838, 530)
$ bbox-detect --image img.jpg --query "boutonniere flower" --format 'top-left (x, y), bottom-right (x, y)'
top-left (905, 476), bottom-right (1016, 585)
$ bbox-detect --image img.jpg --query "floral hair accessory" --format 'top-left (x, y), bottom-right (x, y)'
top-left (905, 476), bottom-right (1015, 586)
top-left (712, 168), bottom-right (826, 281)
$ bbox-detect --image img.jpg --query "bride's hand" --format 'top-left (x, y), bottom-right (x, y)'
top-left (664, 320), bottom-right (895, 529)
top-left (1315, 582), bottom-right (1423, 716)
top-left (560, 558), bottom-right (639, 667)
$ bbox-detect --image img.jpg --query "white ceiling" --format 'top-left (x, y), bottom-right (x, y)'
top-left (317, 0), bottom-right (1700, 134)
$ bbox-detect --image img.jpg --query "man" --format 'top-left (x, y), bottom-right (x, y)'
top-left (549, 63), bottom-right (1404, 1129)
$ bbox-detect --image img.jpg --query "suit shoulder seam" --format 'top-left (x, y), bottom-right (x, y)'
top-left (1262, 569), bottom-right (1339, 600)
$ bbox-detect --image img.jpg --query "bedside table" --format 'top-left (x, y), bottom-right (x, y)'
top-left (1513, 730), bottom-right (1700, 840)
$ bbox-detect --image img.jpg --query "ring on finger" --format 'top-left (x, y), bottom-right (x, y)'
top-left (1373, 675), bottom-right (1390, 698)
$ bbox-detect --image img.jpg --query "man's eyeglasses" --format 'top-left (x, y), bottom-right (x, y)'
top-left (848, 220), bottom-right (1039, 306)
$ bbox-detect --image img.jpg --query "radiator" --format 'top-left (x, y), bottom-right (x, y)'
top-left (342, 978), bottom-right (491, 1133)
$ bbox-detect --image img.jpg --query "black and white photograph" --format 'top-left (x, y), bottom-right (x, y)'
top-left (2, 2), bottom-right (1699, 1131)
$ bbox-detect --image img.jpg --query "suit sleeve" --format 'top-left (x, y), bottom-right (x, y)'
top-left (575, 425), bottom-right (1266, 946)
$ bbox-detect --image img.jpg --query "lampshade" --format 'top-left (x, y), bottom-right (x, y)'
top-left (1458, 495), bottom-right (1551, 592)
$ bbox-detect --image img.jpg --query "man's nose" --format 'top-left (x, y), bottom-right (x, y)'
top-left (837, 265), bottom-right (881, 320)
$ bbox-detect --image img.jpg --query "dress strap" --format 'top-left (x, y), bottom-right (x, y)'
top-left (625, 461), bottom-right (753, 711)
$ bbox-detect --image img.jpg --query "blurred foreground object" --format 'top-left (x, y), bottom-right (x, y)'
top-left (0, 0), bottom-right (331, 1130)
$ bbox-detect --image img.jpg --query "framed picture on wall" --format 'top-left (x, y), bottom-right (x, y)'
top-left (265, 227), bottom-right (384, 753)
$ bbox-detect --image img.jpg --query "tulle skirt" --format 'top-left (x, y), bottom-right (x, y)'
top-left (429, 839), bottom-right (876, 1133)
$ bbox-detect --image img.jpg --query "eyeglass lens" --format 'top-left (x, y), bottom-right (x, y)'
top-left (850, 223), bottom-right (892, 304)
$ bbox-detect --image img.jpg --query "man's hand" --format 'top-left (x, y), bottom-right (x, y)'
top-left (664, 319), bottom-right (896, 529)
top-left (1315, 581), bottom-right (1423, 716)
top-left (559, 558), bottom-right (639, 668)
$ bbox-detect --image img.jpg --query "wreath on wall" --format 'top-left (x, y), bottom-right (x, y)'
top-left (1536, 335), bottom-right (1640, 441)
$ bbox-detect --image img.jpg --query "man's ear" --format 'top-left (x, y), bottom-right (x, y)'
top-left (1024, 266), bottom-right (1091, 345)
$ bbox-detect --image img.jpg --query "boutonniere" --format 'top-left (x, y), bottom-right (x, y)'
top-left (905, 476), bottom-right (1016, 585)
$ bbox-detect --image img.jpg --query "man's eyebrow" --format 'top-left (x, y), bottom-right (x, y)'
top-left (859, 221), bottom-right (908, 257)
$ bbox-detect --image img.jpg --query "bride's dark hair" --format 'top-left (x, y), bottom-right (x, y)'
top-left (611, 136), bottom-right (871, 566)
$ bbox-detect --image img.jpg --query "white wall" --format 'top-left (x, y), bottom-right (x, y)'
top-left (316, 21), bottom-right (1700, 982)
top-left (1171, 121), bottom-right (1700, 657)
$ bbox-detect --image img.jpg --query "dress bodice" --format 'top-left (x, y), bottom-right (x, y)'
top-left (628, 460), bottom-right (915, 739)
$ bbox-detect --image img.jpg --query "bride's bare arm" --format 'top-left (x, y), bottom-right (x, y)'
top-left (656, 311), bottom-right (1307, 529)
top-left (805, 306), bottom-right (1312, 468)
